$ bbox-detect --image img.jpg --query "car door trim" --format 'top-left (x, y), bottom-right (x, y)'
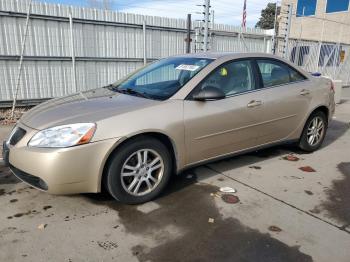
top-left (195, 114), bottom-right (297, 140)
top-left (181, 137), bottom-right (299, 171)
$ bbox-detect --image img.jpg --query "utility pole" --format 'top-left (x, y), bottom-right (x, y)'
top-left (203, 0), bottom-right (210, 52)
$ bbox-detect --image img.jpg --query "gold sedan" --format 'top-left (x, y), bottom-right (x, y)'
top-left (3, 53), bottom-right (335, 204)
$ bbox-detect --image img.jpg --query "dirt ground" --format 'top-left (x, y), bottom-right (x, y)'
top-left (0, 89), bottom-right (350, 262)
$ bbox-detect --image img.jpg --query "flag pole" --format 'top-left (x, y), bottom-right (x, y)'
top-left (242, 0), bottom-right (247, 31)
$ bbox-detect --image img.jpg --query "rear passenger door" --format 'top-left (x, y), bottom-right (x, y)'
top-left (255, 59), bottom-right (312, 144)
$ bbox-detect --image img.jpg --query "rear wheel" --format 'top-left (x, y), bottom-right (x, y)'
top-left (298, 111), bottom-right (327, 152)
top-left (104, 137), bottom-right (172, 204)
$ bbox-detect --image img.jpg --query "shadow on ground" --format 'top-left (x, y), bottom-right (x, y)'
top-left (80, 119), bottom-right (350, 261)
top-left (84, 174), bottom-right (312, 262)
top-left (319, 162), bottom-right (350, 227)
top-left (1, 118), bottom-right (348, 261)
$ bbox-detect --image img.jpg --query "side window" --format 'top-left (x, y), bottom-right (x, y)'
top-left (289, 67), bottom-right (307, 82)
top-left (199, 60), bottom-right (255, 96)
top-left (257, 59), bottom-right (306, 87)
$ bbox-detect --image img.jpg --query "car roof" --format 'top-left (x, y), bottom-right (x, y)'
top-left (173, 52), bottom-right (281, 60)
top-left (173, 52), bottom-right (309, 76)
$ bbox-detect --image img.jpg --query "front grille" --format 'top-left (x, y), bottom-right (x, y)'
top-left (10, 165), bottom-right (48, 191)
top-left (9, 127), bottom-right (26, 146)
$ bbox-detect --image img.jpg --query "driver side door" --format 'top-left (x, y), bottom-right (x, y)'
top-left (183, 59), bottom-right (265, 165)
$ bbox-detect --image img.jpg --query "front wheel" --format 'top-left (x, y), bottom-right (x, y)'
top-left (104, 137), bottom-right (172, 204)
top-left (298, 111), bottom-right (327, 152)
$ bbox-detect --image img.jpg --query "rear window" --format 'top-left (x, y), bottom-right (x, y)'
top-left (257, 59), bottom-right (306, 88)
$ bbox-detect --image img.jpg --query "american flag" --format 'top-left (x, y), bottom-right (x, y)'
top-left (242, 0), bottom-right (247, 29)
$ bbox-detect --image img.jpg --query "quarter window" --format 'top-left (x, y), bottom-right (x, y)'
top-left (198, 60), bottom-right (256, 96)
top-left (257, 60), bottom-right (306, 87)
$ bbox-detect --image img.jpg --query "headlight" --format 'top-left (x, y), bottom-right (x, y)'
top-left (28, 123), bottom-right (96, 148)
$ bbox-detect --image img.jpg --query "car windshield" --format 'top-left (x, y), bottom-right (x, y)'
top-left (110, 57), bottom-right (213, 100)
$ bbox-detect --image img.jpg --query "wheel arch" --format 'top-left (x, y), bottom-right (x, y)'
top-left (99, 131), bottom-right (178, 192)
top-left (308, 105), bottom-right (329, 122)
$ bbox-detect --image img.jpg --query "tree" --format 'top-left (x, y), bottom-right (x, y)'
top-left (255, 3), bottom-right (280, 29)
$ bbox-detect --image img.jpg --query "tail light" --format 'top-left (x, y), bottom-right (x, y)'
top-left (330, 81), bottom-right (335, 92)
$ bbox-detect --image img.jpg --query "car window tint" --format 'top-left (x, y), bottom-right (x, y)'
top-left (199, 60), bottom-right (255, 96)
top-left (257, 59), bottom-right (306, 87)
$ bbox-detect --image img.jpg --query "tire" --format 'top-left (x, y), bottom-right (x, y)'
top-left (104, 136), bottom-right (172, 204)
top-left (298, 111), bottom-right (327, 152)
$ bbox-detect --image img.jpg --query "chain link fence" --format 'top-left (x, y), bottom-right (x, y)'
top-left (275, 37), bottom-right (350, 86)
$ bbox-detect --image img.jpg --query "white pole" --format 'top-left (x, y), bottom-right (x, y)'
top-left (211, 10), bottom-right (215, 51)
top-left (272, 1), bottom-right (279, 54)
top-left (194, 27), bottom-right (199, 53)
top-left (333, 17), bottom-right (345, 79)
top-left (69, 12), bottom-right (77, 93)
top-left (316, 13), bottom-right (326, 72)
top-left (284, 4), bottom-right (293, 59)
top-left (143, 20), bottom-right (147, 65)
top-left (203, 0), bottom-right (210, 52)
top-left (10, 0), bottom-right (33, 119)
top-left (295, 7), bottom-right (305, 65)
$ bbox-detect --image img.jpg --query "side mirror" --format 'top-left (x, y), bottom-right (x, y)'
top-left (192, 86), bottom-right (225, 101)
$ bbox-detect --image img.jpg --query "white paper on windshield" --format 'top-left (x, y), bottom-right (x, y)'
top-left (176, 64), bottom-right (200, 71)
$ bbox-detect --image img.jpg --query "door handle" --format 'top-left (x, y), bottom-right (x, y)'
top-left (300, 89), bottom-right (310, 96)
top-left (247, 100), bottom-right (262, 108)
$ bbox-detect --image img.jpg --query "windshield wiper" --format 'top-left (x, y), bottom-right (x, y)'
top-left (117, 88), bottom-right (151, 99)
top-left (103, 84), bottom-right (118, 90)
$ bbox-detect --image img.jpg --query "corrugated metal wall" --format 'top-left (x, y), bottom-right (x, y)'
top-left (0, 0), bottom-right (272, 101)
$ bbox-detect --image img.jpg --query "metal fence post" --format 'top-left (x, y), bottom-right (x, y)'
top-left (316, 14), bottom-right (326, 73)
top-left (69, 12), bottom-right (77, 93)
top-left (203, 0), bottom-right (210, 51)
top-left (272, 1), bottom-right (279, 54)
top-left (143, 20), bottom-right (147, 65)
top-left (186, 14), bottom-right (191, 53)
top-left (334, 21), bottom-right (345, 79)
top-left (194, 27), bottom-right (199, 53)
top-left (238, 32), bottom-right (241, 51)
top-left (315, 41), bottom-right (322, 72)
top-left (10, 0), bottom-right (32, 119)
top-left (283, 4), bottom-right (292, 59)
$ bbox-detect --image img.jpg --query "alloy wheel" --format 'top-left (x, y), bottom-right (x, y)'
top-left (307, 116), bottom-right (325, 146)
top-left (120, 149), bottom-right (164, 196)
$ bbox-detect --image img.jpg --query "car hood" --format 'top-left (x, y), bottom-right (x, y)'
top-left (20, 88), bottom-right (160, 130)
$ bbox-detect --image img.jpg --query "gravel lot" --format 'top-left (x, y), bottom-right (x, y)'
top-left (1, 90), bottom-right (350, 262)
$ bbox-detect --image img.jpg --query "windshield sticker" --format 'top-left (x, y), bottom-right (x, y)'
top-left (176, 64), bottom-right (200, 71)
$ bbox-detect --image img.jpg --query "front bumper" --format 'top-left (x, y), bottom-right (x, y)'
top-left (6, 123), bottom-right (121, 194)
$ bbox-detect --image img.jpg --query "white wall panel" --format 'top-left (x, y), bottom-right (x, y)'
top-left (0, 0), bottom-right (272, 101)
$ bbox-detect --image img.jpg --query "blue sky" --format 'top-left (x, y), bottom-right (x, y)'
top-left (37, 0), bottom-right (272, 28)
